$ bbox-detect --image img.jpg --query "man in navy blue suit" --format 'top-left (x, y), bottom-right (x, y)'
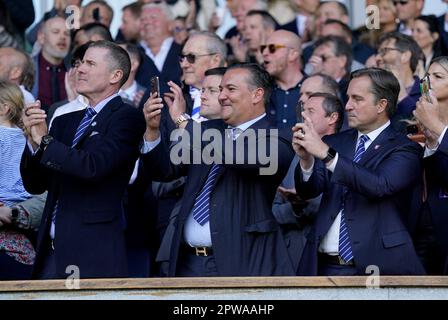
top-left (21, 41), bottom-right (146, 279)
top-left (141, 63), bottom-right (296, 276)
top-left (293, 68), bottom-right (425, 276)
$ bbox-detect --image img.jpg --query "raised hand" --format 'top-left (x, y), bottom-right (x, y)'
top-left (23, 100), bottom-right (48, 149)
top-left (143, 92), bottom-right (163, 141)
top-left (164, 81), bottom-right (186, 122)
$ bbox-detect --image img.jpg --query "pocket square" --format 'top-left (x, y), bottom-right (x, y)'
top-left (89, 131), bottom-right (100, 137)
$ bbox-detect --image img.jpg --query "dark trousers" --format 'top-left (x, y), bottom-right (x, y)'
top-left (176, 250), bottom-right (219, 277)
top-left (0, 252), bottom-right (33, 280)
top-left (35, 245), bottom-right (59, 280)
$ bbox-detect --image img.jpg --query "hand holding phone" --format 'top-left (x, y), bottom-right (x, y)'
top-left (420, 75), bottom-right (432, 103)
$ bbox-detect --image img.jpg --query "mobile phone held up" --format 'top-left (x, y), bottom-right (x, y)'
top-left (150, 76), bottom-right (160, 98)
top-left (420, 75), bottom-right (432, 103)
top-left (296, 100), bottom-right (304, 124)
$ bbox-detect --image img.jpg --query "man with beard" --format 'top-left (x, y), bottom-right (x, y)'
top-left (32, 14), bottom-right (71, 112)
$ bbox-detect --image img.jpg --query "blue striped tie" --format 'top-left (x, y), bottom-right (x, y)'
top-left (338, 134), bottom-right (369, 263)
top-left (50, 107), bottom-right (97, 238)
top-left (192, 164), bottom-right (221, 225)
top-left (72, 107), bottom-right (97, 147)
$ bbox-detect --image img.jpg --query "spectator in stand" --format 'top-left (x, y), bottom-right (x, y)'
top-left (80, 0), bottom-right (114, 28)
top-left (395, 0), bottom-right (424, 36)
top-left (72, 22), bottom-right (113, 50)
top-left (2, 0), bottom-right (35, 49)
top-left (118, 2), bottom-right (143, 43)
top-left (280, 0), bottom-right (319, 42)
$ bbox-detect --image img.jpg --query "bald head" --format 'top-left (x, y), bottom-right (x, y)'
top-left (274, 30), bottom-right (302, 50)
top-left (0, 47), bottom-right (28, 84)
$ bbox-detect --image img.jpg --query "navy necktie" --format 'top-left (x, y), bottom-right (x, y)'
top-left (192, 164), bottom-right (221, 225)
top-left (72, 107), bottom-right (97, 147)
top-left (51, 107), bottom-right (97, 239)
top-left (338, 134), bottom-right (369, 263)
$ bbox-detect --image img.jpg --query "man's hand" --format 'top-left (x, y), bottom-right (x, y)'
top-left (164, 81), bottom-right (187, 122)
top-left (0, 205), bottom-right (12, 228)
top-left (23, 100), bottom-right (48, 148)
top-left (307, 55), bottom-right (324, 74)
top-left (292, 114), bottom-right (329, 161)
top-left (228, 35), bottom-right (248, 63)
top-left (143, 92), bottom-right (163, 141)
top-left (414, 91), bottom-right (446, 146)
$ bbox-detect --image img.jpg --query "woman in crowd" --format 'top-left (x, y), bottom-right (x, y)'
top-left (414, 56), bottom-right (448, 274)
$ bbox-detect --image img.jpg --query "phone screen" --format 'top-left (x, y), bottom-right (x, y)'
top-left (420, 75), bottom-right (432, 103)
top-left (296, 100), bottom-right (304, 124)
top-left (150, 76), bottom-right (160, 97)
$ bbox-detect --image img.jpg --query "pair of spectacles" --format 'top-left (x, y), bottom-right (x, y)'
top-left (179, 53), bottom-right (216, 64)
top-left (260, 44), bottom-right (290, 54)
top-left (378, 47), bottom-right (403, 56)
top-left (393, 0), bottom-right (410, 5)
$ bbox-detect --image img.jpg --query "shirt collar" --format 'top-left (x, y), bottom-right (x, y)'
top-left (90, 93), bottom-right (119, 114)
top-left (231, 113), bottom-right (266, 132)
top-left (358, 120), bottom-right (390, 143)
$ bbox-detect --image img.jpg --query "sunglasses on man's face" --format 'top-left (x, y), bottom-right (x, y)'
top-left (179, 53), bottom-right (216, 64)
top-left (260, 44), bottom-right (290, 54)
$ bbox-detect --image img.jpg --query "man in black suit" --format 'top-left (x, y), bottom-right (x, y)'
top-left (293, 68), bottom-right (425, 276)
top-left (141, 63), bottom-right (296, 276)
top-left (21, 40), bottom-right (146, 279)
top-left (136, 2), bottom-right (182, 89)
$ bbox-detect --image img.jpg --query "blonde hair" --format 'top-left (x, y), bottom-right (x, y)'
top-left (0, 80), bottom-right (24, 127)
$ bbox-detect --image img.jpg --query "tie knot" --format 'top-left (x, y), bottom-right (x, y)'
top-left (229, 127), bottom-right (243, 140)
top-left (86, 107), bottom-right (97, 118)
top-left (358, 135), bottom-right (369, 145)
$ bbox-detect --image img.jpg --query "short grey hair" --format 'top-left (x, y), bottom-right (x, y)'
top-left (188, 31), bottom-right (228, 67)
top-left (142, 2), bottom-right (174, 21)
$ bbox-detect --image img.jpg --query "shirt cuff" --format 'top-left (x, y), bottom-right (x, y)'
top-left (325, 153), bottom-right (339, 172)
top-left (27, 141), bottom-right (40, 155)
top-left (300, 158), bottom-right (314, 182)
top-left (141, 136), bottom-right (161, 154)
top-left (424, 126), bottom-right (448, 158)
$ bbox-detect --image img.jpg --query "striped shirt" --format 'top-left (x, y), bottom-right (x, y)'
top-left (0, 125), bottom-right (31, 207)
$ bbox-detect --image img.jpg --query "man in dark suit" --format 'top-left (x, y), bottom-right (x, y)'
top-left (281, 0), bottom-right (319, 42)
top-left (141, 63), bottom-right (296, 276)
top-left (135, 2), bottom-right (182, 89)
top-left (20, 40), bottom-right (146, 279)
top-left (293, 68), bottom-right (425, 276)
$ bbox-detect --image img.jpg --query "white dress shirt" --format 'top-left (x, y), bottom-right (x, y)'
top-left (424, 126), bottom-right (448, 158)
top-left (140, 37), bottom-right (174, 72)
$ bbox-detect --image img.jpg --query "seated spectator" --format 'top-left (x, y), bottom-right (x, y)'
top-left (261, 30), bottom-right (305, 129)
top-left (32, 14), bottom-right (71, 112)
top-left (0, 80), bottom-right (36, 280)
top-left (395, 0), bottom-right (424, 36)
top-left (0, 47), bottom-right (35, 104)
top-left (172, 16), bottom-right (189, 46)
top-left (118, 2), bottom-right (143, 43)
top-left (299, 73), bottom-right (340, 102)
top-left (80, 0), bottom-right (114, 28)
top-left (242, 10), bottom-right (277, 64)
top-left (356, 0), bottom-right (398, 49)
top-left (72, 22), bottom-right (113, 50)
top-left (118, 42), bottom-right (146, 108)
top-left (376, 32), bottom-right (422, 132)
top-left (280, 0), bottom-right (319, 42)
top-left (306, 35), bottom-right (352, 105)
top-left (1, 0), bottom-right (35, 49)
top-left (412, 15), bottom-right (447, 75)
top-left (48, 42), bottom-right (90, 126)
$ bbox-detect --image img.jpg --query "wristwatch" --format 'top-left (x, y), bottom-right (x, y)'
top-left (175, 113), bottom-right (191, 128)
top-left (40, 134), bottom-right (54, 150)
top-left (10, 207), bottom-right (19, 224)
top-left (322, 147), bottom-right (337, 164)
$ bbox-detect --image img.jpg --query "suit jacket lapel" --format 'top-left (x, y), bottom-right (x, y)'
top-left (357, 125), bottom-right (395, 166)
top-left (72, 96), bottom-right (123, 148)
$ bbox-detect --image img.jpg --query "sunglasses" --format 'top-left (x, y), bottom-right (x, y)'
top-left (179, 53), bottom-right (216, 64)
top-left (260, 44), bottom-right (290, 54)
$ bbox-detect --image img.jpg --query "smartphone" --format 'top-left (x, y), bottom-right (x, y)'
top-left (92, 7), bottom-right (100, 22)
top-left (296, 100), bottom-right (304, 124)
top-left (420, 75), bottom-right (432, 103)
top-left (150, 76), bottom-right (160, 97)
